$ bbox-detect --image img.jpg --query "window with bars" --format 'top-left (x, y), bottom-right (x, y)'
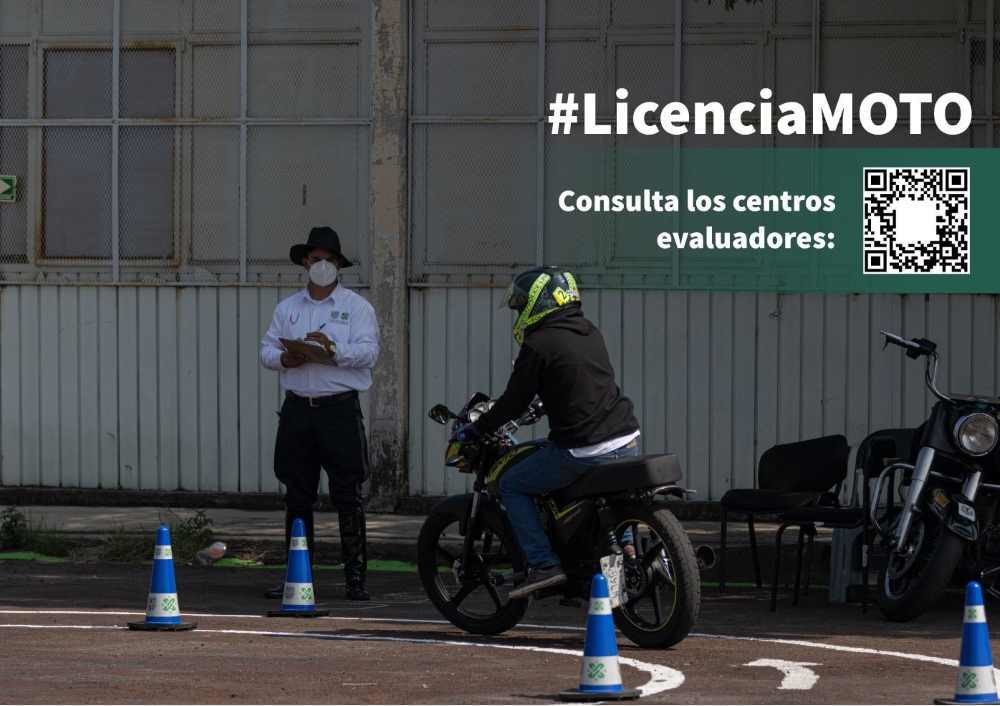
top-left (40, 47), bottom-right (176, 261)
top-left (0, 0), bottom-right (371, 285)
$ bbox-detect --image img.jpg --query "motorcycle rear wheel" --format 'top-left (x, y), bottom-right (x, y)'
top-left (611, 503), bottom-right (701, 648)
top-left (417, 502), bottom-right (529, 635)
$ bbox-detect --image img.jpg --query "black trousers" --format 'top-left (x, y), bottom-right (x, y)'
top-left (274, 391), bottom-right (369, 580)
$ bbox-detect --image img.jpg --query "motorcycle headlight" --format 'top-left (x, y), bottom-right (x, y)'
top-left (467, 401), bottom-right (493, 423)
top-left (953, 413), bottom-right (999, 457)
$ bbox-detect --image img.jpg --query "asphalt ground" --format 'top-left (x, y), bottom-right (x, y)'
top-left (0, 560), bottom-right (980, 704)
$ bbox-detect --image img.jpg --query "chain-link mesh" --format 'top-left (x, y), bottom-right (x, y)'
top-left (119, 126), bottom-right (176, 263)
top-left (43, 49), bottom-right (112, 119)
top-left (189, 126), bottom-right (240, 274)
top-left (543, 36), bottom-right (608, 270)
top-left (192, 44), bottom-right (240, 119)
top-left (0, 44), bottom-right (29, 270)
top-left (32, 1), bottom-right (114, 279)
top-left (0, 126), bottom-right (27, 267)
top-left (248, 42), bottom-right (362, 119)
top-left (41, 127), bottom-right (113, 261)
top-left (247, 125), bottom-right (368, 283)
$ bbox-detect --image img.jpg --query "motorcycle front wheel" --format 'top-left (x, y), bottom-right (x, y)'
top-left (612, 503), bottom-right (701, 648)
top-left (417, 501), bottom-right (529, 635)
top-left (878, 511), bottom-right (964, 621)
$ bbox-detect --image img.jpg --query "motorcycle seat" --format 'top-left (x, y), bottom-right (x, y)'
top-left (549, 454), bottom-right (683, 503)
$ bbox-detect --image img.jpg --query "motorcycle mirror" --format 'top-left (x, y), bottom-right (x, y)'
top-left (428, 404), bottom-right (455, 425)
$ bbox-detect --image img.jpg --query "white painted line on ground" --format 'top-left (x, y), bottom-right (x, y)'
top-left (691, 631), bottom-right (958, 668)
top-left (0, 609), bottom-right (981, 687)
top-left (0, 609), bottom-right (583, 629)
top-left (745, 658), bottom-right (820, 690)
top-left (0, 624), bottom-right (121, 631)
top-left (0, 623), bottom-right (684, 698)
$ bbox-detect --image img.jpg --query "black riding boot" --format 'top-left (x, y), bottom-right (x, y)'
top-left (339, 509), bottom-right (369, 601)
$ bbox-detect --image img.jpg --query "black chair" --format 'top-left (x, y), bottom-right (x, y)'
top-left (718, 435), bottom-right (851, 601)
top-left (771, 428), bottom-right (918, 611)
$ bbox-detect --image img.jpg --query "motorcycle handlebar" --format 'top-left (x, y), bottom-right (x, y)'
top-left (881, 330), bottom-right (921, 352)
top-left (881, 330), bottom-right (950, 402)
top-left (880, 330), bottom-right (937, 358)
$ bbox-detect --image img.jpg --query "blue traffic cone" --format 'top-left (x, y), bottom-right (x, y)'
top-left (128, 524), bottom-right (196, 631)
top-left (267, 517), bottom-right (329, 618)
top-left (937, 582), bottom-right (1000, 704)
top-left (559, 574), bottom-right (640, 702)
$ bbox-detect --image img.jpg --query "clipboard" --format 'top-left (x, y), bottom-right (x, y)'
top-left (279, 337), bottom-right (336, 366)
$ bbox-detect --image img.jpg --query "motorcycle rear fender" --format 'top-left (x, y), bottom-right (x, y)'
top-left (650, 484), bottom-right (696, 500)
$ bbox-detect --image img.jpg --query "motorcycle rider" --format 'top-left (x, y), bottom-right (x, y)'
top-left (459, 267), bottom-right (641, 599)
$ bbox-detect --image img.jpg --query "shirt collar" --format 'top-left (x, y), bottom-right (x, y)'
top-left (301, 286), bottom-right (338, 305)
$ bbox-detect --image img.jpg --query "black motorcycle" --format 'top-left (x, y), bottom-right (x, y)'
top-left (874, 331), bottom-right (1000, 620)
top-left (416, 393), bottom-right (701, 647)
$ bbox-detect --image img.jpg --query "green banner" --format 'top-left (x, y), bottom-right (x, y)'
top-left (561, 148), bottom-right (993, 293)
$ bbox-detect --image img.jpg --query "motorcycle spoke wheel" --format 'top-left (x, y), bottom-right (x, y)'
top-left (430, 519), bottom-right (517, 620)
top-left (616, 520), bottom-right (679, 633)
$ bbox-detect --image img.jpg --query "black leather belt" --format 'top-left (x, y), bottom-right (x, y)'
top-left (285, 390), bottom-right (358, 408)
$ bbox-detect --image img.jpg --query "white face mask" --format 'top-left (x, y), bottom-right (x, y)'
top-left (308, 259), bottom-right (338, 287)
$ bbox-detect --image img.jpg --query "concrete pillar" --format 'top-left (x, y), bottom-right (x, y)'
top-left (367, 0), bottom-right (409, 509)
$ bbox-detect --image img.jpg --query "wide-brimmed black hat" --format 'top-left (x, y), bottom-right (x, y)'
top-left (289, 226), bottom-right (353, 268)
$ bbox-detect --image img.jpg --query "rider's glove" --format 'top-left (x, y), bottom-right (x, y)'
top-left (455, 422), bottom-right (482, 443)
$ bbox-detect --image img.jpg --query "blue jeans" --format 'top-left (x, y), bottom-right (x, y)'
top-left (498, 440), bottom-right (640, 569)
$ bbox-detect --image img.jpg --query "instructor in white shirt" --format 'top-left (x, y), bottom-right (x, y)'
top-left (260, 226), bottom-right (380, 601)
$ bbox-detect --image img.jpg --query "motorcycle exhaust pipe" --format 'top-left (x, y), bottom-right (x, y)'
top-left (695, 545), bottom-right (717, 571)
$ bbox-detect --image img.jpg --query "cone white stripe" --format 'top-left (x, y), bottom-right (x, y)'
top-left (289, 537), bottom-right (308, 550)
top-left (579, 656), bottom-right (623, 686)
top-left (965, 605), bottom-right (987, 623)
top-left (145, 593), bottom-right (180, 617)
top-left (282, 582), bottom-right (315, 605)
top-left (588, 598), bottom-right (612, 616)
top-left (153, 545), bottom-right (172, 560)
top-left (956, 666), bottom-right (998, 695)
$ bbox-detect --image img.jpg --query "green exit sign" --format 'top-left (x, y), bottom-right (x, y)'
top-left (0, 176), bottom-right (17, 203)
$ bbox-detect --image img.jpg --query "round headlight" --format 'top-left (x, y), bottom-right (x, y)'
top-left (953, 413), bottom-right (999, 457)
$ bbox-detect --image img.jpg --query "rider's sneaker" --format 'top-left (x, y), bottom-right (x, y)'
top-left (509, 564), bottom-right (567, 600)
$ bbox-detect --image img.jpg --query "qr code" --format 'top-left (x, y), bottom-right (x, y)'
top-left (863, 167), bottom-right (970, 274)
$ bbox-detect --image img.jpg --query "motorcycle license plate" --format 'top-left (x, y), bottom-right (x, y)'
top-left (600, 553), bottom-right (625, 609)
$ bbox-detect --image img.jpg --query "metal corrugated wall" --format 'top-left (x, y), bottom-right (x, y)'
top-left (408, 288), bottom-right (1000, 500)
top-left (0, 284), bottom-right (371, 491)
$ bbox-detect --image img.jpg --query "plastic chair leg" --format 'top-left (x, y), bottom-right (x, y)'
top-left (747, 515), bottom-right (762, 588)
top-left (719, 508), bottom-right (728, 593)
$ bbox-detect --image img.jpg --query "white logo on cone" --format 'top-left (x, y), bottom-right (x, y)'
top-left (579, 656), bottom-right (622, 687)
top-left (153, 545), bottom-right (173, 560)
top-left (282, 582), bottom-right (316, 605)
top-left (289, 536), bottom-right (308, 550)
top-left (956, 666), bottom-right (998, 696)
top-left (965, 605), bottom-right (987, 623)
top-left (589, 597), bottom-right (612, 615)
top-left (145, 592), bottom-right (181, 617)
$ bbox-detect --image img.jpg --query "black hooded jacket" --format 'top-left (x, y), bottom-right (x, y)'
top-left (475, 304), bottom-right (639, 448)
